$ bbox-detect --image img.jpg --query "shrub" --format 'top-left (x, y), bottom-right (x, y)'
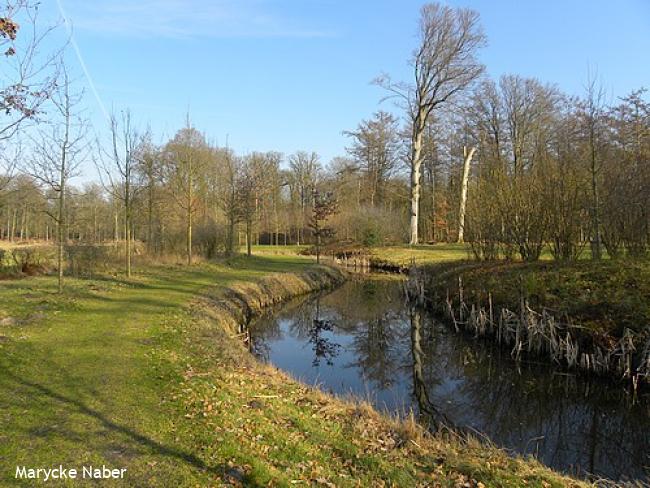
top-left (0, 246), bottom-right (56, 277)
top-left (194, 221), bottom-right (228, 259)
top-left (65, 244), bottom-right (121, 276)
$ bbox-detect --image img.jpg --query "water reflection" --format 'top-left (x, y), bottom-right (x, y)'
top-left (410, 307), bottom-right (447, 430)
top-left (308, 300), bottom-right (341, 366)
top-left (249, 278), bottom-right (650, 483)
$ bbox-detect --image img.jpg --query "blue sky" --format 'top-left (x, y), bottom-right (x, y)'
top-left (48, 0), bottom-right (650, 172)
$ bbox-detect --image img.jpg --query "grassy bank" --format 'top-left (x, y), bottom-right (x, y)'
top-left (334, 243), bottom-right (598, 271)
top-left (425, 260), bottom-right (650, 335)
top-left (422, 259), bottom-right (650, 382)
top-left (0, 256), bottom-right (585, 486)
top-left (370, 244), bottom-right (472, 269)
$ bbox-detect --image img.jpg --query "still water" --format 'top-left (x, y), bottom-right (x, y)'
top-left (249, 277), bottom-right (650, 483)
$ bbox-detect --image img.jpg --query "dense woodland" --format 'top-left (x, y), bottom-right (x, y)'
top-left (1, 1), bottom-right (649, 283)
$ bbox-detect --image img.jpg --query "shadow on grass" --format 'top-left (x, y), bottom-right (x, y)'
top-left (0, 369), bottom-right (265, 487)
top-left (2, 368), bottom-right (210, 469)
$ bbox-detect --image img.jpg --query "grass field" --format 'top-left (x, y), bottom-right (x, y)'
top-left (0, 256), bottom-right (585, 486)
top-left (0, 256), bottom-right (311, 486)
top-left (238, 244), bottom-right (310, 256)
top-left (238, 243), bottom-right (472, 267)
top-left (240, 242), bottom-right (602, 268)
top-left (0, 240), bottom-right (50, 250)
top-left (371, 244), bottom-right (473, 267)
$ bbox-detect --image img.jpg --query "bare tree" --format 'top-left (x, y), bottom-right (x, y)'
top-left (164, 120), bottom-right (209, 265)
top-left (135, 129), bottom-right (161, 253)
top-left (236, 161), bottom-right (256, 257)
top-left (376, 3), bottom-right (485, 244)
top-left (344, 111), bottom-right (401, 207)
top-left (0, 143), bottom-right (20, 227)
top-left (288, 151), bottom-right (321, 245)
top-left (216, 146), bottom-right (240, 256)
top-left (237, 152), bottom-right (279, 256)
top-left (1, 0), bottom-right (62, 215)
top-left (97, 110), bottom-right (139, 277)
top-left (581, 72), bottom-right (607, 260)
top-left (466, 75), bottom-right (560, 261)
top-left (27, 65), bottom-right (86, 292)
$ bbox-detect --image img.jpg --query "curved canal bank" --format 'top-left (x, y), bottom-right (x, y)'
top-left (249, 275), bottom-right (649, 484)
top-left (178, 264), bottom-right (590, 486)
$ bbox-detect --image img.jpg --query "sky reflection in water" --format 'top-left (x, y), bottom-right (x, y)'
top-left (250, 278), bottom-right (650, 483)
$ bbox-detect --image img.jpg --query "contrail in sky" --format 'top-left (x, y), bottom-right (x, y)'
top-left (55, 0), bottom-right (110, 122)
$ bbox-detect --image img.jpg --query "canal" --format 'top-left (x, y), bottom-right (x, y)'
top-left (249, 276), bottom-right (650, 483)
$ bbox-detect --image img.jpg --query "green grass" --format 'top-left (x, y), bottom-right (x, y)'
top-left (0, 257), bottom-right (308, 486)
top-left (370, 244), bottom-right (473, 267)
top-left (0, 256), bottom-right (585, 487)
top-left (425, 258), bottom-right (650, 337)
top-left (369, 243), bottom-right (610, 268)
top-left (237, 244), bottom-right (310, 256)
top-left (234, 243), bottom-right (472, 266)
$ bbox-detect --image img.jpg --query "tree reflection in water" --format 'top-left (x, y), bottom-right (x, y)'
top-left (409, 307), bottom-right (447, 430)
top-left (249, 278), bottom-right (650, 483)
top-left (308, 300), bottom-right (341, 366)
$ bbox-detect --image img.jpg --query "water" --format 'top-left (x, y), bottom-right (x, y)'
top-left (249, 277), bottom-right (650, 483)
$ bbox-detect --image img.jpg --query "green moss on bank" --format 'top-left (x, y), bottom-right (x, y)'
top-left (0, 257), bottom-right (586, 486)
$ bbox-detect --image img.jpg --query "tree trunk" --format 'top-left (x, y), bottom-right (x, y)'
top-left (125, 180), bottom-right (132, 277)
top-left (160, 220), bottom-right (166, 256)
top-left (457, 146), bottom-right (477, 243)
top-left (58, 164), bottom-right (66, 293)
top-left (429, 166), bottom-right (436, 242)
top-left (126, 223), bottom-right (131, 276)
top-left (590, 144), bottom-right (602, 260)
top-left (226, 215), bottom-right (235, 256)
top-left (409, 121), bottom-right (425, 245)
top-left (147, 186), bottom-right (154, 253)
top-left (10, 208), bottom-right (17, 242)
top-left (187, 205), bottom-right (192, 265)
top-left (114, 211), bottom-right (119, 243)
top-left (246, 219), bottom-right (252, 257)
top-left (19, 206), bottom-right (25, 240)
top-left (186, 169), bottom-right (193, 265)
top-left (93, 206), bottom-right (98, 243)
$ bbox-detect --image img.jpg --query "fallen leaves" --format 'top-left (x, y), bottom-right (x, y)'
top-left (154, 271), bottom-right (588, 488)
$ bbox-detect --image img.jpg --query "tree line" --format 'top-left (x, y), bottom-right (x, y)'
top-left (1, 1), bottom-right (649, 291)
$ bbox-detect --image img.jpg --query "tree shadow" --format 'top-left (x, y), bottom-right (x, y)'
top-left (1, 368), bottom-right (266, 487)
